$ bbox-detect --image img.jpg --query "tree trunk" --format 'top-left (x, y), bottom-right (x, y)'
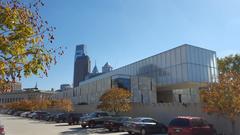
top-left (231, 120), bottom-right (236, 135)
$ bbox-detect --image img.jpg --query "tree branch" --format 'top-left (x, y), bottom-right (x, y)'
top-left (0, 54), bottom-right (13, 61)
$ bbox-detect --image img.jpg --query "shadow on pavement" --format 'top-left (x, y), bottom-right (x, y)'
top-left (28, 120), bottom-right (57, 125)
top-left (60, 127), bottom-right (128, 135)
top-left (60, 127), bottom-right (86, 135)
top-left (6, 117), bottom-right (25, 120)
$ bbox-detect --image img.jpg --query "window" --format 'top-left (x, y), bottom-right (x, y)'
top-left (142, 119), bottom-right (156, 123)
top-left (169, 118), bottom-right (190, 127)
top-left (191, 119), bottom-right (208, 127)
top-left (112, 75), bottom-right (131, 90)
top-left (178, 94), bottom-right (182, 103)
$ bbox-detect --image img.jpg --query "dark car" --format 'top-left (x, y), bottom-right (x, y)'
top-left (32, 111), bottom-right (49, 120)
top-left (67, 113), bottom-right (83, 125)
top-left (80, 112), bottom-right (111, 128)
top-left (104, 116), bottom-right (131, 132)
top-left (39, 112), bottom-right (51, 120)
top-left (14, 111), bottom-right (24, 116)
top-left (54, 113), bottom-right (69, 123)
top-left (44, 112), bottom-right (58, 121)
top-left (168, 116), bottom-right (217, 135)
top-left (7, 110), bottom-right (17, 115)
top-left (124, 117), bottom-right (167, 135)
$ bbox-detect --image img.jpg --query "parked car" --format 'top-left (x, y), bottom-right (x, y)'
top-left (34, 112), bottom-right (49, 120)
top-left (20, 111), bottom-right (31, 117)
top-left (124, 117), bottom-right (167, 135)
top-left (38, 112), bottom-right (50, 120)
top-left (7, 109), bottom-right (17, 115)
top-left (104, 116), bottom-right (131, 132)
top-left (80, 112), bottom-right (111, 128)
top-left (67, 113), bottom-right (83, 125)
top-left (43, 112), bottom-right (58, 121)
top-left (0, 123), bottom-right (5, 135)
top-left (168, 116), bottom-right (217, 135)
top-left (54, 113), bottom-right (69, 123)
top-left (13, 111), bottom-right (24, 116)
top-left (0, 109), bottom-right (8, 114)
top-left (27, 112), bottom-right (37, 118)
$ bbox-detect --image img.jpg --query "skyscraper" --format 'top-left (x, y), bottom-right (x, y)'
top-left (73, 44), bottom-right (91, 87)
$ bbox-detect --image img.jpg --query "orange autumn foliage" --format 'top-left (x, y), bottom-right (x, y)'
top-left (4, 99), bottom-right (73, 112)
top-left (97, 88), bottom-right (132, 114)
top-left (200, 71), bottom-right (240, 135)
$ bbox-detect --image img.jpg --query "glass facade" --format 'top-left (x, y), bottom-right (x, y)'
top-left (72, 44), bottom-right (218, 104)
top-left (80, 44), bottom-right (218, 88)
top-left (110, 44), bottom-right (218, 87)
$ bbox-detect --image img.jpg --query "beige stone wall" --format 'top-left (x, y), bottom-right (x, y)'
top-left (131, 77), bottom-right (157, 104)
top-left (72, 103), bottom-right (238, 135)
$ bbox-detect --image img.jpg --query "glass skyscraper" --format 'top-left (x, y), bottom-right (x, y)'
top-left (73, 44), bottom-right (91, 87)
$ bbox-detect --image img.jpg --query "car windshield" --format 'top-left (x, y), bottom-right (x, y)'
top-left (191, 119), bottom-right (208, 127)
top-left (120, 117), bottom-right (131, 122)
top-left (88, 113), bottom-right (97, 117)
top-left (132, 118), bottom-right (144, 122)
top-left (169, 118), bottom-right (190, 127)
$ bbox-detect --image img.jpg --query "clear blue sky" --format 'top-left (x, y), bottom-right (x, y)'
top-left (22, 0), bottom-right (240, 90)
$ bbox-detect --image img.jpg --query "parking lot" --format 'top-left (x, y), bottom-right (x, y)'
top-left (0, 114), bottom-right (128, 135)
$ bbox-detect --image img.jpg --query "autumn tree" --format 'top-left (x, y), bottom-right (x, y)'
top-left (97, 88), bottom-right (132, 115)
top-left (200, 71), bottom-right (240, 135)
top-left (0, 0), bottom-right (63, 92)
top-left (56, 99), bottom-right (73, 112)
top-left (218, 54), bottom-right (240, 74)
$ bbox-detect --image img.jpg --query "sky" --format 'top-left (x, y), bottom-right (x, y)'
top-left (21, 0), bottom-right (240, 90)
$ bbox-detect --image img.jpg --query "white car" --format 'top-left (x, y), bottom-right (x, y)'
top-left (20, 111), bottom-right (31, 117)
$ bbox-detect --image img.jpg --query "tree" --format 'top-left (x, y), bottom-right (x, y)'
top-left (97, 88), bottom-right (132, 115)
top-left (4, 99), bottom-right (72, 112)
top-left (218, 54), bottom-right (240, 74)
top-left (56, 99), bottom-right (73, 112)
top-left (200, 71), bottom-right (240, 135)
top-left (0, 0), bottom-right (63, 91)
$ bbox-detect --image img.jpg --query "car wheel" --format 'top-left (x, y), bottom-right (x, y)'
top-left (140, 128), bottom-right (147, 135)
top-left (89, 121), bottom-right (95, 128)
top-left (81, 125), bottom-right (86, 128)
top-left (128, 131), bottom-right (133, 134)
top-left (108, 129), bottom-right (112, 132)
top-left (161, 127), bottom-right (167, 133)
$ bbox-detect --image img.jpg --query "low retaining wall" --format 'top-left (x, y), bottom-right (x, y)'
top-left (73, 103), bottom-right (239, 135)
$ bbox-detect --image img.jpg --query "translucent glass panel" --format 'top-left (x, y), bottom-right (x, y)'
top-left (166, 51), bottom-right (171, 67)
top-left (181, 46), bottom-right (187, 63)
top-left (176, 47), bottom-right (181, 65)
top-left (91, 45), bottom-right (218, 87)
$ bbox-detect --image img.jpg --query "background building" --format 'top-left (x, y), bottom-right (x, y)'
top-left (73, 44), bottom-right (91, 87)
top-left (60, 84), bottom-right (72, 90)
top-left (69, 44), bottom-right (218, 104)
top-left (0, 88), bottom-right (54, 104)
top-left (102, 62), bottom-right (113, 73)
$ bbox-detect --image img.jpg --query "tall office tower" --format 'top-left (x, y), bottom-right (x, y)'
top-left (73, 44), bottom-right (91, 87)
